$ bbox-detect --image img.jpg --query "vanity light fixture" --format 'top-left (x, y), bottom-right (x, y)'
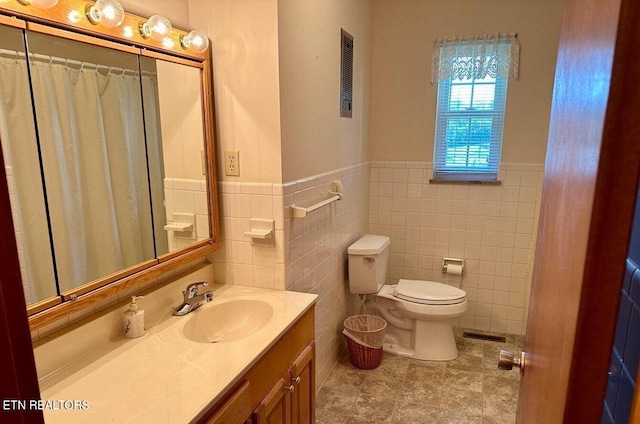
top-left (85, 0), bottom-right (125, 28)
top-left (180, 29), bottom-right (209, 53)
top-left (17, 0), bottom-right (58, 9)
top-left (162, 37), bottom-right (174, 49)
top-left (68, 9), bottom-right (81, 23)
top-left (122, 25), bottom-right (134, 38)
top-left (139, 14), bottom-right (172, 41)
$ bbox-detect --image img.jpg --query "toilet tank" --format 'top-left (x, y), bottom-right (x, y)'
top-left (347, 235), bottom-right (390, 294)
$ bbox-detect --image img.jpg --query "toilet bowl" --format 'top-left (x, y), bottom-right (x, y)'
top-left (348, 235), bottom-right (468, 361)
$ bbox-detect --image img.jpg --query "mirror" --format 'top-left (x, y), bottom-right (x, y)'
top-left (0, 16), bottom-right (217, 318)
top-left (140, 56), bottom-right (210, 253)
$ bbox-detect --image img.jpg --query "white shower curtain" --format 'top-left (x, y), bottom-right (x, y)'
top-left (29, 59), bottom-right (155, 292)
top-left (0, 54), bottom-right (57, 303)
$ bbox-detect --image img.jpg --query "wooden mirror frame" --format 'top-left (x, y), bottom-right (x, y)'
top-left (0, 1), bottom-right (220, 331)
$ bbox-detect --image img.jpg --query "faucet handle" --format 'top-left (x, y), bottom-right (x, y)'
top-left (185, 281), bottom-right (208, 299)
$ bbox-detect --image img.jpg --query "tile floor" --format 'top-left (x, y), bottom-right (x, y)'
top-left (316, 329), bottom-right (523, 424)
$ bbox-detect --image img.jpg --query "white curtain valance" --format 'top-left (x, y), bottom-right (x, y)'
top-left (431, 32), bottom-right (520, 84)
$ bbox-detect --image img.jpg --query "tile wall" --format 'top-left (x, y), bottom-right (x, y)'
top-left (213, 181), bottom-right (285, 290)
top-left (603, 177), bottom-right (640, 424)
top-left (164, 177), bottom-right (210, 251)
top-left (283, 163), bottom-right (370, 385)
top-left (368, 161), bottom-right (544, 335)
top-left (213, 163), bottom-right (370, 386)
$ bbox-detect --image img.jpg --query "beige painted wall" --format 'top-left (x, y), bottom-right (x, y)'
top-left (189, 0), bottom-right (283, 184)
top-left (156, 61), bottom-right (206, 181)
top-left (370, 0), bottom-right (563, 164)
top-left (278, 0), bottom-right (372, 183)
top-left (119, 0), bottom-right (191, 30)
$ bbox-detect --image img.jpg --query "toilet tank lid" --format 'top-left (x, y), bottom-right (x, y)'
top-left (348, 235), bottom-right (390, 255)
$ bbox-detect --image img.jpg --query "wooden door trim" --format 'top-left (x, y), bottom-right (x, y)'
top-left (0, 140), bottom-right (43, 423)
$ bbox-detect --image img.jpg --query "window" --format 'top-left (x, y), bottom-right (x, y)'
top-left (431, 33), bottom-right (519, 181)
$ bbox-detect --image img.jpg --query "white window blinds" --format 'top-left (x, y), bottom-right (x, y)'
top-left (432, 33), bottom-right (519, 181)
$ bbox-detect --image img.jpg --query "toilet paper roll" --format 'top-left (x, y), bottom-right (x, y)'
top-left (446, 264), bottom-right (463, 275)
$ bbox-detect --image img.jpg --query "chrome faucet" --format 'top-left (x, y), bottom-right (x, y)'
top-left (173, 281), bottom-right (213, 316)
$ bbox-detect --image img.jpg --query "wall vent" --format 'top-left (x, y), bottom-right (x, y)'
top-left (463, 331), bottom-right (507, 343)
top-left (340, 29), bottom-right (353, 118)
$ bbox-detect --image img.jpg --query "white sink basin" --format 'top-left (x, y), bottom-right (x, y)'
top-left (182, 299), bottom-right (274, 343)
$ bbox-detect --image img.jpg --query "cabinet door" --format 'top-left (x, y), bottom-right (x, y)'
top-left (202, 381), bottom-right (251, 424)
top-left (289, 342), bottom-right (315, 424)
top-left (252, 376), bottom-right (292, 424)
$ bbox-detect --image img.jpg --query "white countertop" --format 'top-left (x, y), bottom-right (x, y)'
top-left (38, 285), bottom-right (317, 423)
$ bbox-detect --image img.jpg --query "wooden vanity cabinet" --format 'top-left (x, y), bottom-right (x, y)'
top-left (288, 343), bottom-right (315, 424)
top-left (252, 375), bottom-right (292, 424)
top-left (198, 307), bottom-right (315, 424)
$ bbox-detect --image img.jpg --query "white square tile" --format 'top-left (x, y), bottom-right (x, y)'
top-left (506, 320), bottom-right (525, 335)
top-left (493, 276), bottom-right (511, 291)
top-left (392, 198), bottom-right (407, 212)
top-left (507, 306), bottom-right (524, 321)
top-left (468, 186), bottom-right (486, 201)
top-left (242, 182), bottom-right (273, 195)
top-left (509, 292), bottom-right (526, 307)
top-left (490, 319), bottom-right (507, 333)
top-left (250, 195), bottom-right (274, 219)
top-left (253, 266), bottom-right (275, 289)
top-left (379, 168), bottom-right (394, 183)
top-left (407, 184), bottom-right (422, 198)
top-left (475, 317), bottom-right (491, 331)
top-left (173, 190), bottom-right (194, 213)
top-left (493, 291), bottom-right (510, 306)
top-left (517, 203), bottom-right (535, 219)
top-left (495, 262), bottom-right (512, 277)
top-left (476, 302), bottom-right (492, 317)
top-left (392, 183), bottom-right (408, 198)
top-left (393, 168), bottom-right (409, 183)
top-left (196, 214), bottom-right (209, 239)
top-left (408, 168), bottom-right (424, 183)
top-left (194, 191), bottom-right (209, 215)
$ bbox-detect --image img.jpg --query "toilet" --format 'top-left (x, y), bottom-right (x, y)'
top-left (347, 234), bottom-right (468, 361)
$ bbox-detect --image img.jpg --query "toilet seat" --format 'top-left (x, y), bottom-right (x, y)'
top-left (393, 279), bottom-right (466, 305)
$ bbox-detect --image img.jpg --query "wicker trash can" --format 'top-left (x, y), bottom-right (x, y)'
top-left (343, 314), bottom-right (387, 370)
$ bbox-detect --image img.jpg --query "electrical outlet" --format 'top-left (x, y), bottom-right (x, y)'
top-left (224, 150), bottom-right (240, 176)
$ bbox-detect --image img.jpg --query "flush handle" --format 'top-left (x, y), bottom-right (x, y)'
top-left (498, 350), bottom-right (525, 376)
top-left (364, 257), bottom-right (375, 263)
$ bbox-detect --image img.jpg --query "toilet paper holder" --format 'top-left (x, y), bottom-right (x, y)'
top-left (442, 257), bottom-right (464, 273)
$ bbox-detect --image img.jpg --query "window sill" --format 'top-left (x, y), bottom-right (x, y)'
top-left (429, 179), bottom-right (502, 185)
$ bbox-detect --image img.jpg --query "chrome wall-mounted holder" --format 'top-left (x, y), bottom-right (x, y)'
top-left (442, 257), bottom-right (464, 273)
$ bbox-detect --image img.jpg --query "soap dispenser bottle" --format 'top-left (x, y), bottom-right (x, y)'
top-left (124, 296), bottom-right (145, 339)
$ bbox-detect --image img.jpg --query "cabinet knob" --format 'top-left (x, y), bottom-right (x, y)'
top-left (286, 385), bottom-right (295, 393)
top-left (293, 376), bottom-right (301, 385)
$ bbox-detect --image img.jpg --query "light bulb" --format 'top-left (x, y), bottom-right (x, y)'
top-left (97, 0), bottom-right (125, 28)
top-left (140, 15), bottom-right (172, 41)
top-left (68, 10), bottom-right (81, 23)
top-left (18, 0), bottom-right (58, 9)
top-left (123, 25), bottom-right (134, 38)
top-left (86, 0), bottom-right (124, 28)
top-left (180, 29), bottom-right (209, 53)
top-left (162, 37), bottom-right (174, 49)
